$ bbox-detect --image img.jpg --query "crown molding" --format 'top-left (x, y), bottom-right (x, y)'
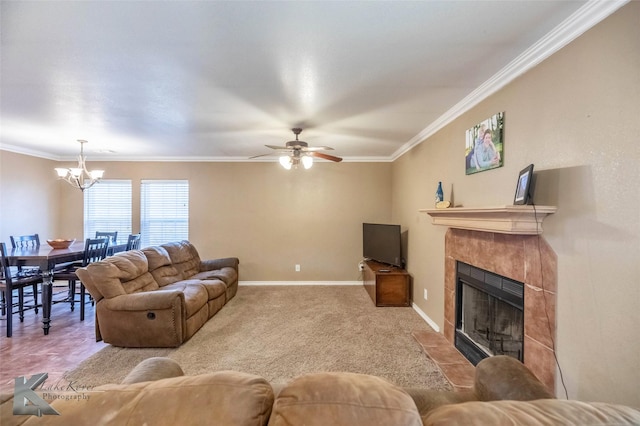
top-left (0, 147), bottom-right (391, 163)
top-left (0, 144), bottom-right (60, 161)
top-left (391, 0), bottom-right (630, 161)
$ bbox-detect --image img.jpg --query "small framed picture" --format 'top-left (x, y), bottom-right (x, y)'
top-left (514, 164), bottom-right (534, 205)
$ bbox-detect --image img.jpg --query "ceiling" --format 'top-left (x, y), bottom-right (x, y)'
top-left (0, 1), bottom-right (622, 162)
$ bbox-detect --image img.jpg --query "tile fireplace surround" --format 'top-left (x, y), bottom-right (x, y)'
top-left (444, 228), bottom-right (557, 392)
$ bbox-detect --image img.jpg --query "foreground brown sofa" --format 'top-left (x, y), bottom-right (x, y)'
top-left (75, 240), bottom-right (238, 348)
top-left (2, 356), bottom-right (638, 425)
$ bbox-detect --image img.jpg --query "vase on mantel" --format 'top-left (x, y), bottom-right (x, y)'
top-left (435, 181), bottom-right (443, 206)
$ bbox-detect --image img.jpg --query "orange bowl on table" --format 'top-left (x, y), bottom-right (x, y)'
top-left (46, 239), bottom-right (76, 249)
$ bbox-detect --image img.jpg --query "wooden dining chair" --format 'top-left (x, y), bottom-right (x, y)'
top-left (53, 237), bottom-right (110, 321)
top-left (9, 233), bottom-right (42, 276)
top-left (96, 231), bottom-right (119, 256)
top-left (95, 231), bottom-right (118, 245)
top-left (10, 233), bottom-right (40, 249)
top-left (6, 234), bottom-right (41, 315)
top-left (126, 233), bottom-right (141, 250)
top-left (0, 242), bottom-right (44, 337)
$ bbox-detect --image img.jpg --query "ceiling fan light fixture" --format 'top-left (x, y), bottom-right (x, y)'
top-left (252, 128), bottom-right (341, 168)
top-left (302, 155), bottom-right (313, 169)
top-left (279, 155), bottom-right (293, 170)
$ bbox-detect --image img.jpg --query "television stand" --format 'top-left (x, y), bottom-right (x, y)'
top-left (363, 260), bottom-right (411, 307)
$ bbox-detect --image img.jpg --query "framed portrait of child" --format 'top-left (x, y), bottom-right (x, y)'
top-left (465, 111), bottom-right (504, 175)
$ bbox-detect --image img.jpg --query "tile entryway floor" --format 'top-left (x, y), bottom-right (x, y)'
top-left (0, 286), bottom-right (108, 394)
top-left (413, 329), bottom-right (475, 391)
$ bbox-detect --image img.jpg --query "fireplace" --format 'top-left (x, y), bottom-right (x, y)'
top-left (455, 261), bottom-right (524, 365)
top-left (443, 228), bottom-right (557, 392)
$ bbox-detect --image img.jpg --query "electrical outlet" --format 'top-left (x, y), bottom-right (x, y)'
top-left (423, 289), bottom-right (428, 300)
top-left (295, 264), bottom-right (301, 272)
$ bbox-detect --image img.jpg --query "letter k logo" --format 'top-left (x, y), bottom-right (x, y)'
top-left (13, 373), bottom-right (60, 416)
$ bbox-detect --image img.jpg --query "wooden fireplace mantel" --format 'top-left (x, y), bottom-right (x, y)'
top-left (419, 205), bottom-right (557, 235)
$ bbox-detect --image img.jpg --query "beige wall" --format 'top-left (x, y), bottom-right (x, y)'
top-left (392, 3), bottom-right (639, 406)
top-left (1, 157), bottom-right (392, 281)
top-left (0, 152), bottom-right (60, 243)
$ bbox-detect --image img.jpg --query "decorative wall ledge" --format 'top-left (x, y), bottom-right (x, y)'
top-left (419, 205), bottom-right (557, 235)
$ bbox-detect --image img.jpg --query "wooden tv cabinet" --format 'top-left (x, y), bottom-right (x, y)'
top-left (363, 260), bottom-right (411, 307)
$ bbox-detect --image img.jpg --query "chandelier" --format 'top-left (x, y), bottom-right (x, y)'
top-left (54, 140), bottom-right (104, 191)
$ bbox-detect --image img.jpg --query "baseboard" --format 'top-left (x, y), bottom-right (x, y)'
top-left (239, 281), bottom-right (362, 286)
top-left (412, 302), bottom-right (440, 332)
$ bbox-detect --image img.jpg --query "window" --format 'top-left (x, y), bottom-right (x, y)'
top-left (84, 180), bottom-right (132, 244)
top-left (141, 180), bottom-right (189, 247)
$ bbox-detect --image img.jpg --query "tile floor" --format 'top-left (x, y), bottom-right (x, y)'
top-left (0, 286), bottom-right (107, 394)
top-left (413, 328), bottom-right (476, 391)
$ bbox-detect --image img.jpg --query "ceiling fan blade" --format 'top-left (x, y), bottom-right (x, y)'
top-left (265, 144), bottom-right (290, 150)
top-left (303, 146), bottom-right (335, 152)
top-left (310, 152), bottom-right (343, 162)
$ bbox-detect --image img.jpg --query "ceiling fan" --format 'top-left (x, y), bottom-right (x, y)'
top-left (250, 128), bottom-right (342, 169)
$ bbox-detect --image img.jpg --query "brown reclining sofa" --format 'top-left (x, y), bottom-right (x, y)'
top-left (75, 240), bottom-right (238, 348)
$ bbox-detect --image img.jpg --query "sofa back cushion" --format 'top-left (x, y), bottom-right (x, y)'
top-left (78, 250), bottom-right (159, 300)
top-left (143, 245), bottom-right (182, 286)
top-left (20, 371), bottom-right (274, 426)
top-left (421, 400), bottom-right (640, 426)
top-left (161, 240), bottom-right (201, 279)
top-left (268, 372), bottom-right (422, 426)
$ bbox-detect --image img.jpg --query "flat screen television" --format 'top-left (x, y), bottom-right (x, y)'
top-left (362, 223), bottom-right (403, 268)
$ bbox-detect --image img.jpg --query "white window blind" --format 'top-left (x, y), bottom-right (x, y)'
top-left (84, 180), bottom-right (132, 244)
top-left (140, 180), bottom-right (189, 248)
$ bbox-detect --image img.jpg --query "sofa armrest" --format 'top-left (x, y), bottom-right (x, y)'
top-left (474, 355), bottom-right (555, 401)
top-left (101, 290), bottom-right (185, 311)
top-left (200, 257), bottom-right (239, 272)
top-left (121, 357), bottom-right (184, 384)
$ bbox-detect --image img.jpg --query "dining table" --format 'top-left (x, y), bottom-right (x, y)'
top-left (6, 240), bottom-right (126, 335)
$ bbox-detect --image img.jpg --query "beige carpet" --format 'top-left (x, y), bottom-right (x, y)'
top-left (66, 285), bottom-right (452, 390)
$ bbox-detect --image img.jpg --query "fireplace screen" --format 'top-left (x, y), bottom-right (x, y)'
top-left (455, 262), bottom-right (524, 365)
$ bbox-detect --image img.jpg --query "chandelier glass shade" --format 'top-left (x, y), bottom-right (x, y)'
top-left (54, 140), bottom-right (104, 191)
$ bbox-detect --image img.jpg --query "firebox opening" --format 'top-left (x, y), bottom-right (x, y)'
top-left (455, 261), bottom-right (524, 366)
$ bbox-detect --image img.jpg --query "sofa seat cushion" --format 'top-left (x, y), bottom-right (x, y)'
top-left (162, 281), bottom-right (208, 317)
top-left (268, 372), bottom-right (422, 426)
top-left (196, 279), bottom-right (227, 300)
top-left (20, 371), bottom-right (274, 426)
top-left (422, 399), bottom-right (640, 426)
top-left (191, 267), bottom-right (238, 286)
